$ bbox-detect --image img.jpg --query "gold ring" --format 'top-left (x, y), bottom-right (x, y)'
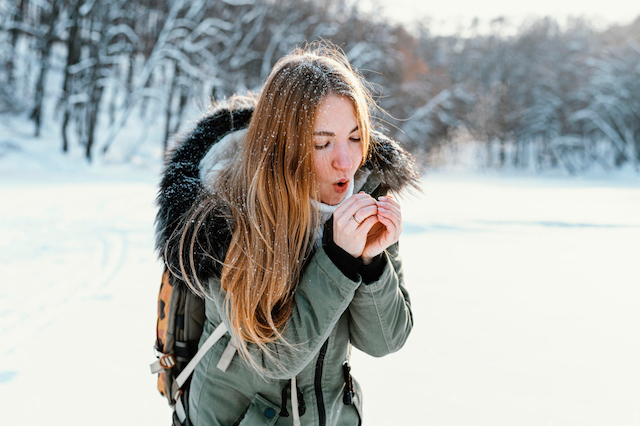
top-left (352, 214), bottom-right (363, 224)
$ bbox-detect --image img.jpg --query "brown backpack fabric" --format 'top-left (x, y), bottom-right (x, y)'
top-left (153, 269), bottom-right (206, 425)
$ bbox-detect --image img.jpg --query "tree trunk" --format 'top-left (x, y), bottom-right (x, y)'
top-left (85, 7), bottom-right (104, 162)
top-left (59, 0), bottom-right (82, 152)
top-left (163, 61), bottom-right (179, 152)
top-left (173, 80), bottom-right (189, 136)
top-left (59, 0), bottom-right (81, 109)
top-left (86, 88), bottom-right (103, 161)
top-left (30, 42), bottom-right (52, 137)
top-left (62, 107), bottom-right (71, 153)
top-left (7, 0), bottom-right (28, 87)
top-left (125, 52), bottom-right (135, 108)
top-left (30, 0), bottom-right (61, 137)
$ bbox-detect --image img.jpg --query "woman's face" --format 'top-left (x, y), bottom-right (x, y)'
top-left (312, 95), bottom-right (363, 205)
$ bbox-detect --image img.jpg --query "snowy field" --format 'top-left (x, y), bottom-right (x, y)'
top-left (1, 132), bottom-right (640, 425)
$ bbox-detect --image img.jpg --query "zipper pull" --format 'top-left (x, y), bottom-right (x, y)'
top-left (342, 361), bottom-right (354, 405)
top-left (279, 381), bottom-right (290, 417)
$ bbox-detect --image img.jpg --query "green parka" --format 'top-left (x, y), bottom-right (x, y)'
top-left (155, 103), bottom-right (419, 426)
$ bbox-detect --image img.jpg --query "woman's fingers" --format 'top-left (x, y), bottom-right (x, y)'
top-left (357, 214), bottom-right (379, 235)
top-left (377, 196), bottom-right (402, 234)
top-left (335, 192), bottom-right (377, 219)
top-left (335, 193), bottom-right (378, 232)
top-left (377, 196), bottom-right (401, 219)
top-left (332, 192), bottom-right (403, 260)
top-left (376, 214), bottom-right (399, 241)
top-left (332, 193), bottom-right (378, 258)
top-left (350, 204), bottom-right (378, 225)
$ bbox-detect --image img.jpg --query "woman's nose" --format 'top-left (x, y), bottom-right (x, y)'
top-left (332, 141), bottom-right (353, 170)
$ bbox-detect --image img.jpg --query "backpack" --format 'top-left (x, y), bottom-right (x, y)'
top-left (150, 269), bottom-right (232, 425)
top-left (150, 272), bottom-right (308, 426)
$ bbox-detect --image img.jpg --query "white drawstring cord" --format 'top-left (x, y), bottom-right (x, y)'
top-left (291, 376), bottom-right (301, 426)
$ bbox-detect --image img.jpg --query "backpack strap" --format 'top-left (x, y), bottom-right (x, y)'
top-left (216, 338), bottom-right (237, 372)
top-left (150, 353), bottom-right (177, 374)
top-left (158, 322), bottom-right (229, 423)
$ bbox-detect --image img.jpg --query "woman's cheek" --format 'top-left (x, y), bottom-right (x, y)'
top-left (352, 144), bottom-right (364, 170)
top-left (313, 152), bottom-right (329, 179)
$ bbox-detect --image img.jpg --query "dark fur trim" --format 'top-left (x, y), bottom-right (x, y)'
top-left (367, 130), bottom-right (421, 194)
top-left (155, 105), bottom-right (420, 281)
top-left (155, 106), bottom-right (253, 257)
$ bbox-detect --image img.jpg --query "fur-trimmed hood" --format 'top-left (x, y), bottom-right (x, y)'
top-left (155, 102), bottom-right (420, 277)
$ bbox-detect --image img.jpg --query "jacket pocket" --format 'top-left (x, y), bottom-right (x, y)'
top-left (234, 393), bottom-right (281, 426)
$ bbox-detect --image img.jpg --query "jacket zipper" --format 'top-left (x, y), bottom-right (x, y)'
top-left (315, 339), bottom-right (329, 426)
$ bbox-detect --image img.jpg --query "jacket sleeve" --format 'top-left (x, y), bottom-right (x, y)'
top-left (205, 246), bottom-right (361, 380)
top-left (347, 243), bottom-right (413, 357)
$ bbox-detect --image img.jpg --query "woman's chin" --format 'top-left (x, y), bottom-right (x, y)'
top-left (320, 193), bottom-right (346, 206)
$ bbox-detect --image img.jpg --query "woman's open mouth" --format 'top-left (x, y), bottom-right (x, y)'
top-left (333, 179), bottom-right (349, 193)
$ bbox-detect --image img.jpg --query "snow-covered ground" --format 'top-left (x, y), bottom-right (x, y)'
top-left (352, 172), bottom-right (640, 426)
top-left (1, 122), bottom-right (639, 425)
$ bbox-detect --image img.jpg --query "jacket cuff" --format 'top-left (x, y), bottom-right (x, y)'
top-left (324, 240), bottom-right (363, 282)
top-left (359, 253), bottom-right (387, 284)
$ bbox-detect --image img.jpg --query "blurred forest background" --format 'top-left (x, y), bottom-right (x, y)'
top-left (1, 0), bottom-right (640, 174)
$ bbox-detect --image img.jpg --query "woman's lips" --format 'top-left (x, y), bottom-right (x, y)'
top-left (333, 179), bottom-right (349, 193)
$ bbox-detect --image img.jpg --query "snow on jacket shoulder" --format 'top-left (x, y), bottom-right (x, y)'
top-left (155, 102), bottom-right (419, 426)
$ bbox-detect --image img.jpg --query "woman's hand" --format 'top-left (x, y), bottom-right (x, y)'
top-left (332, 193), bottom-right (402, 265)
top-left (333, 192), bottom-right (379, 259)
top-left (361, 195), bottom-right (402, 263)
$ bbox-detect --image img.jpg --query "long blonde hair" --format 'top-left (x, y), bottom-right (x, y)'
top-left (176, 44), bottom-right (376, 371)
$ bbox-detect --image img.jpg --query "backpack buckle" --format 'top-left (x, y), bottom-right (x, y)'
top-left (159, 354), bottom-right (176, 369)
top-left (150, 353), bottom-right (177, 374)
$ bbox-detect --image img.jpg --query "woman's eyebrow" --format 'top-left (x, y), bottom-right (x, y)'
top-left (312, 126), bottom-right (359, 136)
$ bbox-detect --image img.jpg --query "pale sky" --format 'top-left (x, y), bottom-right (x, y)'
top-left (357, 0), bottom-right (640, 34)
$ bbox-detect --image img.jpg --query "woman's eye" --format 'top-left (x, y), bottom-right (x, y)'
top-left (350, 137), bottom-right (361, 142)
top-left (314, 142), bottom-right (330, 150)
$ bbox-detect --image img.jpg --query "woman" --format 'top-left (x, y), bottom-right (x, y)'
top-left (156, 44), bottom-right (419, 426)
